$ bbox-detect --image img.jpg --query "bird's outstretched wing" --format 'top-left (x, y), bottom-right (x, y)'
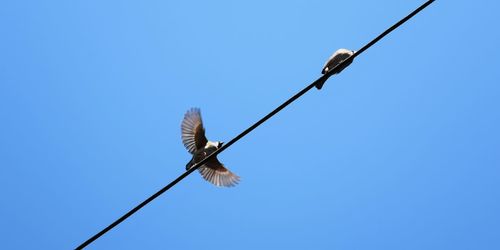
top-left (181, 108), bottom-right (208, 154)
top-left (199, 157), bottom-right (240, 187)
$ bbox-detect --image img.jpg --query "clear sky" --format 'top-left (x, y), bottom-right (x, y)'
top-left (1, 1), bottom-right (499, 249)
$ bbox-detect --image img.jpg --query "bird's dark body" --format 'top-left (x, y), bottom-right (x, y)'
top-left (316, 49), bottom-right (355, 90)
top-left (185, 145), bottom-right (218, 170)
top-left (321, 53), bottom-right (354, 74)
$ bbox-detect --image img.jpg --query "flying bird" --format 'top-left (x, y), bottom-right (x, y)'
top-left (181, 108), bottom-right (240, 187)
top-left (316, 48), bottom-right (355, 90)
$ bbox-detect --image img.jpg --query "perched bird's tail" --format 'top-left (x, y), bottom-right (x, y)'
top-left (315, 77), bottom-right (327, 90)
top-left (185, 158), bottom-right (194, 170)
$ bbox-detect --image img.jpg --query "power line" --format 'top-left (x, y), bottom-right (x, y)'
top-left (76, 1), bottom-right (435, 248)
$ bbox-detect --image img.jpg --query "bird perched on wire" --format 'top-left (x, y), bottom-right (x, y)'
top-left (181, 108), bottom-right (240, 187)
top-left (315, 48), bottom-right (355, 90)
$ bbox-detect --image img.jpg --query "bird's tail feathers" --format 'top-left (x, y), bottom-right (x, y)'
top-left (315, 77), bottom-right (327, 90)
top-left (185, 158), bottom-right (194, 170)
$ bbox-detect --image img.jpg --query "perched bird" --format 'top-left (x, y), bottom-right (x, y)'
top-left (316, 48), bottom-right (355, 90)
top-left (181, 108), bottom-right (240, 187)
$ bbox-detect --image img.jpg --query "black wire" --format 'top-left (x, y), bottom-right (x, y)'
top-left (76, 1), bottom-right (435, 248)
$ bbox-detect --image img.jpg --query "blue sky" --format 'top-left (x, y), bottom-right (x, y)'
top-left (1, 0), bottom-right (500, 249)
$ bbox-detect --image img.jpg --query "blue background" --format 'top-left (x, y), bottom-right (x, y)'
top-left (1, 1), bottom-right (499, 249)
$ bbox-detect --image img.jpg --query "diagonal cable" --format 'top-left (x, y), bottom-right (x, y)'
top-left (76, 1), bottom-right (435, 248)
